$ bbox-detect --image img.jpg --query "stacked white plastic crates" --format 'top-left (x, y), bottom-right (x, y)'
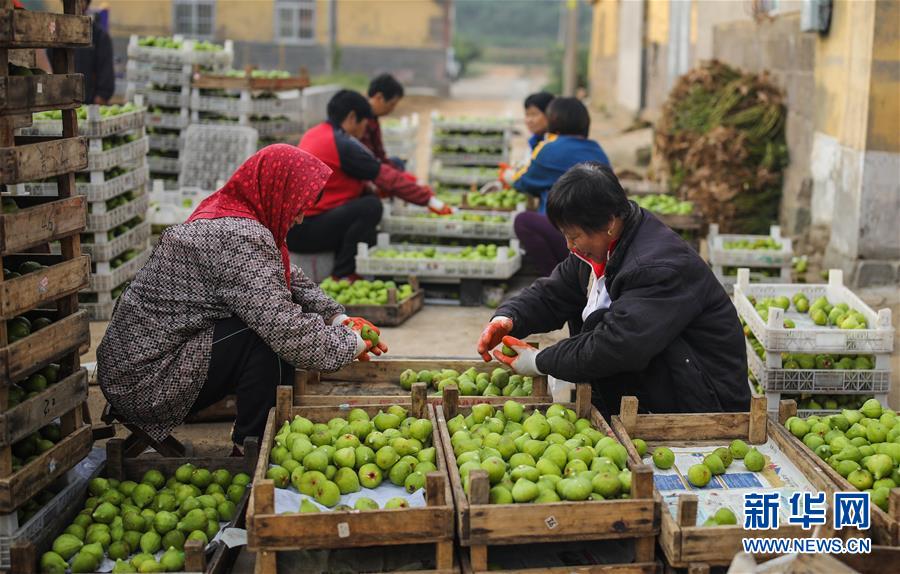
top-left (708, 224), bottom-right (793, 290)
top-left (126, 35), bottom-right (233, 187)
top-left (190, 69), bottom-right (304, 144)
top-left (15, 105), bottom-right (151, 320)
top-left (380, 201), bottom-right (522, 242)
top-left (382, 113), bottom-right (419, 174)
top-left (178, 124), bottom-right (258, 190)
top-left (735, 269), bottom-right (894, 417)
top-left (429, 112), bottom-right (513, 199)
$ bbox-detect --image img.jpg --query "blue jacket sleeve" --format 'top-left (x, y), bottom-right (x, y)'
top-left (512, 150), bottom-right (560, 198)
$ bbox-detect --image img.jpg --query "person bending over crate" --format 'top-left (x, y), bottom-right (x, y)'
top-left (290, 90), bottom-right (451, 282)
top-left (476, 162), bottom-right (749, 417)
top-left (96, 145), bottom-right (388, 453)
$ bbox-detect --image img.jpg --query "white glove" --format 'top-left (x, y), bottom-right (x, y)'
top-left (478, 180), bottom-right (504, 195)
top-left (330, 313), bottom-right (349, 326)
top-left (492, 336), bottom-right (544, 377)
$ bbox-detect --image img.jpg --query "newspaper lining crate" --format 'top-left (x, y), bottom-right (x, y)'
top-left (734, 269), bottom-right (894, 354)
top-left (356, 234), bottom-right (522, 280)
top-left (775, 400), bottom-right (900, 546)
top-left (437, 386), bottom-right (658, 574)
top-left (610, 395), bottom-right (848, 570)
top-left (247, 385), bottom-right (456, 574)
top-left (293, 356), bottom-right (551, 407)
top-left (381, 201), bottom-right (519, 240)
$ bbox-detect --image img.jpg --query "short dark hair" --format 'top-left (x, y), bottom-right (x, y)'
top-left (368, 73), bottom-right (405, 100)
top-left (546, 163), bottom-right (630, 232)
top-left (327, 90), bottom-right (374, 124)
top-left (546, 97), bottom-right (590, 137)
top-left (524, 92), bottom-right (554, 113)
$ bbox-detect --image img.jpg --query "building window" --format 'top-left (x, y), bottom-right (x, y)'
top-left (275, 0), bottom-right (316, 44)
top-left (173, 0), bottom-right (216, 40)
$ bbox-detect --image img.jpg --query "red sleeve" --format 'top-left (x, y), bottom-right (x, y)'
top-left (374, 163), bottom-right (433, 206)
top-left (360, 118), bottom-right (388, 163)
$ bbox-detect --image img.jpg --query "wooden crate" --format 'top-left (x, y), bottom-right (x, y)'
top-left (0, 4), bottom-right (92, 48)
top-left (610, 396), bottom-right (846, 572)
top-left (0, 136), bottom-right (88, 184)
top-left (10, 436), bottom-right (260, 574)
top-left (437, 385), bottom-right (659, 574)
top-left (340, 277), bottom-right (425, 327)
top-left (0, 73), bottom-right (83, 115)
top-left (0, 309), bottom-right (90, 384)
top-left (294, 357), bottom-right (551, 407)
top-left (247, 384), bottom-right (456, 574)
top-left (777, 399), bottom-right (900, 546)
top-left (0, 196), bottom-right (86, 254)
top-left (0, 253), bottom-right (89, 319)
top-left (192, 66), bottom-right (310, 91)
top-left (0, 367), bottom-right (87, 447)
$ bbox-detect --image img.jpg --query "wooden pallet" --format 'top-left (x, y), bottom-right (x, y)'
top-left (247, 384), bottom-right (456, 574)
top-left (9, 436), bottom-right (260, 574)
top-left (339, 277), bottom-right (425, 327)
top-left (437, 386), bottom-right (658, 574)
top-left (293, 357), bottom-right (552, 407)
top-left (610, 396), bottom-right (848, 572)
top-left (777, 399), bottom-right (900, 547)
top-left (0, 0), bottom-right (92, 516)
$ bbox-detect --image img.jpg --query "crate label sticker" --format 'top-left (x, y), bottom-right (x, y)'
top-left (48, 21), bottom-right (57, 36)
top-left (544, 515), bottom-right (558, 530)
top-left (48, 458), bottom-right (58, 474)
top-left (37, 82), bottom-right (43, 94)
top-left (337, 522), bottom-right (350, 538)
top-left (37, 276), bottom-right (49, 294)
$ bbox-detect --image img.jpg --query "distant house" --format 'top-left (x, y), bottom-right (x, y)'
top-left (93, 0), bottom-right (454, 93)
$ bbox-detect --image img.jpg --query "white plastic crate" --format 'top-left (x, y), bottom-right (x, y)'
top-left (22, 105), bottom-right (146, 138)
top-left (382, 113), bottom-right (419, 138)
top-left (191, 90), bottom-right (245, 116)
top-left (86, 192), bottom-right (149, 233)
top-left (714, 265), bottom-right (792, 290)
top-left (9, 164), bottom-right (149, 202)
top-left (82, 220), bottom-right (151, 261)
top-left (430, 166), bottom-right (496, 187)
top-left (746, 338), bottom-right (891, 394)
top-left (90, 246), bottom-right (151, 292)
top-left (432, 151), bottom-right (508, 167)
top-left (87, 136), bottom-right (150, 171)
top-left (431, 132), bottom-right (506, 150)
top-left (134, 84), bottom-right (191, 108)
top-left (734, 269), bottom-right (894, 354)
top-left (0, 449), bottom-right (104, 570)
top-left (380, 201), bottom-right (519, 240)
top-left (125, 59), bottom-right (192, 86)
top-left (709, 224), bottom-right (794, 267)
top-left (148, 181), bottom-right (214, 226)
top-left (146, 108), bottom-right (190, 130)
top-left (431, 112), bottom-right (515, 134)
top-left (148, 154), bottom-right (181, 174)
top-left (148, 131), bottom-right (184, 151)
top-left (178, 125), bottom-right (257, 189)
top-left (252, 118), bottom-right (302, 137)
top-left (80, 298), bottom-right (118, 321)
top-left (127, 35), bottom-right (233, 68)
top-left (356, 233), bottom-right (521, 280)
top-left (250, 95), bottom-right (302, 117)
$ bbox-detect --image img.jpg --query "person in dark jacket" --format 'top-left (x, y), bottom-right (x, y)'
top-left (50, 0), bottom-right (114, 103)
top-left (479, 162), bottom-right (749, 417)
top-left (289, 90), bottom-right (442, 280)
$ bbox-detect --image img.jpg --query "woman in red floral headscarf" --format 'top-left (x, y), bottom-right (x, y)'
top-left (97, 145), bottom-right (387, 449)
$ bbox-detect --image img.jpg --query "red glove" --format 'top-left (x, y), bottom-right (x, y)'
top-left (476, 316), bottom-right (513, 362)
top-left (491, 336), bottom-right (542, 376)
top-left (427, 195), bottom-right (453, 216)
top-left (342, 317), bottom-right (388, 358)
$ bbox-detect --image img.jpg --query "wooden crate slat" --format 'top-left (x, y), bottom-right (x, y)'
top-left (0, 309), bottom-right (89, 383)
top-left (0, 255), bottom-right (89, 318)
top-left (0, 74), bottom-right (83, 115)
top-left (621, 412), bottom-right (751, 442)
top-left (0, 136), bottom-right (87, 185)
top-left (0, 422), bottom-right (91, 512)
top-left (340, 289), bottom-right (424, 326)
top-left (0, 196), bottom-right (86, 254)
top-left (0, 367), bottom-right (86, 446)
top-left (0, 9), bottom-right (92, 48)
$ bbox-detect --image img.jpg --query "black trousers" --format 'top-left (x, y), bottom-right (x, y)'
top-left (286, 194), bottom-right (383, 277)
top-left (190, 317), bottom-right (294, 445)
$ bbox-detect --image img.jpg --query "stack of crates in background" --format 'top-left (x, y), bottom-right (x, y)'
top-left (16, 104), bottom-right (151, 320)
top-left (126, 35), bottom-right (233, 187)
top-left (382, 113), bottom-right (419, 174)
top-left (428, 113), bottom-right (516, 208)
top-left (734, 269), bottom-right (894, 417)
top-left (190, 67), bottom-right (306, 147)
top-left (708, 224), bottom-right (793, 291)
top-left (0, 3), bottom-right (97, 570)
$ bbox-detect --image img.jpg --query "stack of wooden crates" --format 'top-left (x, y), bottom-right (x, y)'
top-left (0, 0), bottom-right (93, 570)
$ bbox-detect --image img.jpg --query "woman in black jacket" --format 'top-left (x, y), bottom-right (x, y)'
top-left (479, 163), bottom-right (749, 416)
